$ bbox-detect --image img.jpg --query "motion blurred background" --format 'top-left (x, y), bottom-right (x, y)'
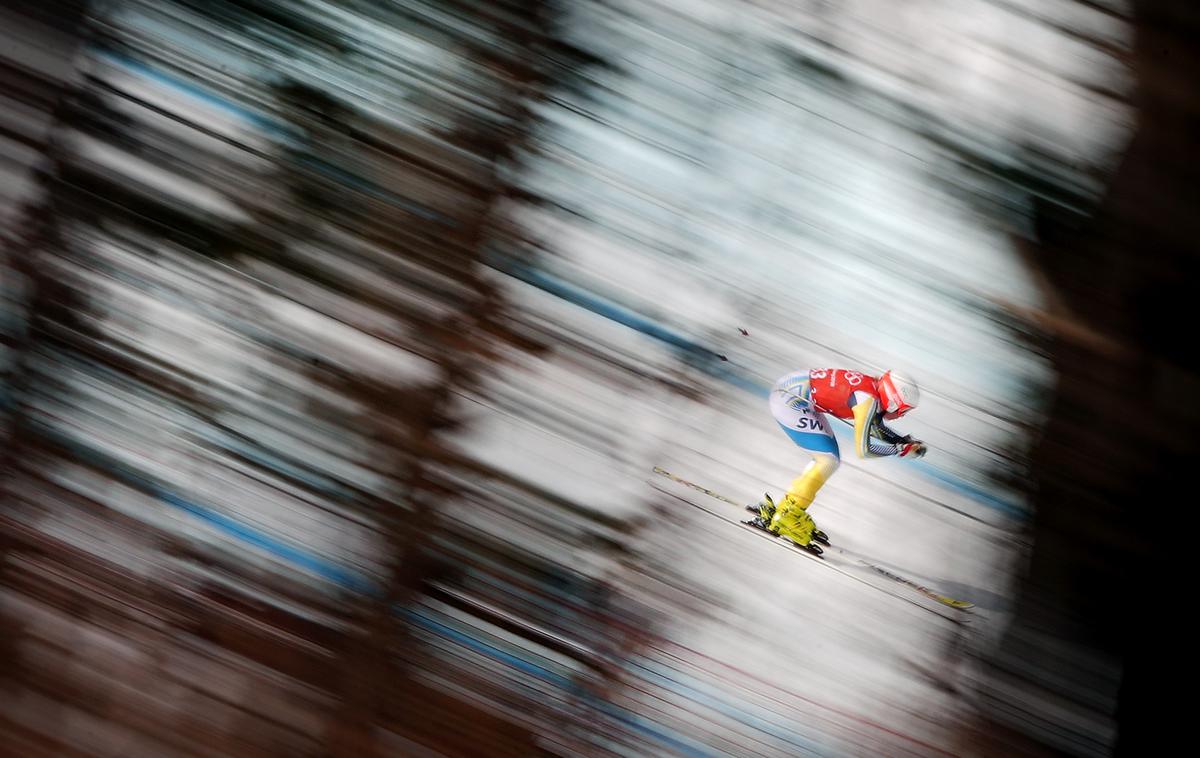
top-left (0, 0), bottom-right (1192, 755)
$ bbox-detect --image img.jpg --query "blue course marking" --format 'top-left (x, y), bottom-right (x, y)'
top-left (401, 608), bottom-right (715, 757)
top-left (94, 49), bottom-right (456, 226)
top-left (92, 48), bottom-right (292, 136)
top-left (155, 489), bottom-right (377, 594)
top-left (31, 421), bottom-right (379, 594)
top-left (628, 656), bottom-right (829, 756)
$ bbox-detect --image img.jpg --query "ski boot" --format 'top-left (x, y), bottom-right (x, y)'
top-left (746, 493), bottom-right (829, 547)
top-left (769, 494), bottom-right (824, 556)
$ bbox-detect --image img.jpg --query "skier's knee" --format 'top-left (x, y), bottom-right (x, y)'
top-left (813, 454), bottom-right (840, 480)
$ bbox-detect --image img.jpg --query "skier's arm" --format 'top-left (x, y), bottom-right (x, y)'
top-left (871, 419), bottom-right (912, 446)
top-left (849, 392), bottom-right (903, 459)
top-left (850, 391), bottom-right (924, 459)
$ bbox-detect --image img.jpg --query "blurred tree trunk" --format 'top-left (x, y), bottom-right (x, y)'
top-left (982, 1), bottom-right (1200, 755)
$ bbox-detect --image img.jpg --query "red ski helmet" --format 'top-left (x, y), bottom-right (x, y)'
top-left (877, 370), bottom-right (919, 419)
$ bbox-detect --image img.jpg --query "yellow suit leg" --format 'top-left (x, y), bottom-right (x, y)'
top-left (769, 453), bottom-right (840, 544)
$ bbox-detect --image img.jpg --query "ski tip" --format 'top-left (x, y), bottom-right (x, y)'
top-left (941, 598), bottom-right (975, 610)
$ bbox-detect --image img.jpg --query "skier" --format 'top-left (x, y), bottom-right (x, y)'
top-left (749, 368), bottom-right (926, 549)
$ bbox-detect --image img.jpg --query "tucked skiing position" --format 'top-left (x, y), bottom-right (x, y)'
top-left (747, 368), bottom-right (926, 552)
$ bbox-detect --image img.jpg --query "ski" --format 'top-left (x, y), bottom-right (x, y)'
top-left (652, 466), bottom-right (974, 611)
